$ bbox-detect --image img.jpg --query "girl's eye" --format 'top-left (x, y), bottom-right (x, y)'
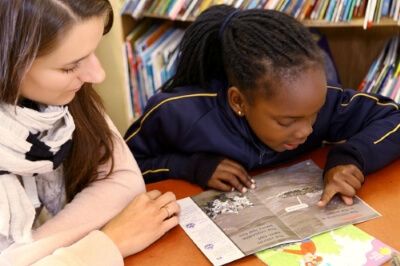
top-left (277, 119), bottom-right (295, 127)
top-left (61, 63), bottom-right (80, 74)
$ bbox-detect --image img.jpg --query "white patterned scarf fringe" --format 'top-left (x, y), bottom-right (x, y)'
top-left (0, 104), bottom-right (75, 250)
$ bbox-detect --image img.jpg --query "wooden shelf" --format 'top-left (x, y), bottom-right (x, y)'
top-left (302, 18), bottom-right (399, 28)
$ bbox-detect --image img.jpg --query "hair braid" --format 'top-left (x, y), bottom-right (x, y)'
top-left (162, 5), bottom-right (324, 97)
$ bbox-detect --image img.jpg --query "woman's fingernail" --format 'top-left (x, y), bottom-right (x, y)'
top-left (251, 184), bottom-right (256, 189)
top-left (242, 187), bottom-right (247, 193)
top-left (251, 179), bottom-right (255, 183)
top-left (231, 187), bottom-right (235, 192)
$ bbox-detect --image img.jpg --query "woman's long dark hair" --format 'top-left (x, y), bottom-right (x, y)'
top-left (0, 0), bottom-right (114, 201)
top-left (162, 5), bottom-right (324, 99)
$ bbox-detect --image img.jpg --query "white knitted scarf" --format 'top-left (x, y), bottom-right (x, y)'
top-left (0, 103), bottom-right (75, 251)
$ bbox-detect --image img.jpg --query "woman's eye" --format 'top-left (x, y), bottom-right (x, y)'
top-left (61, 63), bottom-right (80, 74)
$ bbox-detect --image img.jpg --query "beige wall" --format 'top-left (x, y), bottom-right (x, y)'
top-left (95, 0), bottom-right (131, 134)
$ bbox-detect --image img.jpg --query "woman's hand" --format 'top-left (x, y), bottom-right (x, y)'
top-left (318, 164), bottom-right (364, 207)
top-left (207, 159), bottom-right (255, 193)
top-left (101, 190), bottom-right (180, 258)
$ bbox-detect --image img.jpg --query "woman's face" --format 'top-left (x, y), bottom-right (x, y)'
top-left (19, 16), bottom-right (106, 106)
top-left (236, 66), bottom-right (327, 152)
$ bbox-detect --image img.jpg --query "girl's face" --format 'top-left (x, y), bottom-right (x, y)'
top-left (19, 16), bottom-right (106, 106)
top-left (240, 67), bottom-right (327, 152)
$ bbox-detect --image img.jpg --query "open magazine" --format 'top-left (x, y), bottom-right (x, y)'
top-left (178, 160), bottom-right (380, 265)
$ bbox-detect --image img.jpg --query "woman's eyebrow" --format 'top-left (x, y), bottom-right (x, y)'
top-left (63, 54), bottom-right (90, 66)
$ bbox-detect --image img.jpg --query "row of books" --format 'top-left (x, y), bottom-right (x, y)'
top-left (359, 36), bottom-right (400, 103)
top-left (121, 0), bottom-right (400, 27)
top-left (124, 21), bottom-right (184, 117)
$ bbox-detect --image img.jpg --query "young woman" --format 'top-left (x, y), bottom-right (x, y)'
top-left (125, 5), bottom-right (400, 208)
top-left (0, 1), bottom-right (179, 265)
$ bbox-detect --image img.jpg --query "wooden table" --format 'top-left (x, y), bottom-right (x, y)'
top-left (124, 147), bottom-right (400, 266)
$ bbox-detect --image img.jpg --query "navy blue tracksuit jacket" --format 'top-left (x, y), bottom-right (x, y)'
top-left (125, 81), bottom-right (400, 187)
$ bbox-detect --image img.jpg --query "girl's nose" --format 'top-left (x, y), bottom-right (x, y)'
top-left (294, 121), bottom-right (313, 140)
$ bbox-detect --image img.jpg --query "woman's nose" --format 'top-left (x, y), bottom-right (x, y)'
top-left (78, 53), bottom-right (105, 84)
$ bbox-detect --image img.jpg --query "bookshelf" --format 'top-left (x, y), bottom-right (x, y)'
top-left (141, 12), bottom-right (399, 27)
top-left (96, 0), bottom-right (400, 134)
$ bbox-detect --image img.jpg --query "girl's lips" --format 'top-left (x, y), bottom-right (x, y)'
top-left (283, 140), bottom-right (306, 150)
top-left (283, 143), bottom-right (300, 150)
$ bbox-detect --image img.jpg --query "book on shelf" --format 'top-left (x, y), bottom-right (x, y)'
top-left (124, 42), bottom-right (136, 119)
top-left (359, 36), bottom-right (400, 103)
top-left (124, 21), bottom-right (184, 116)
top-left (121, 0), bottom-right (400, 26)
top-left (178, 160), bottom-right (382, 265)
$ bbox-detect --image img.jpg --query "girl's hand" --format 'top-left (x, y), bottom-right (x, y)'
top-left (318, 164), bottom-right (364, 207)
top-left (207, 159), bottom-right (255, 193)
top-left (102, 190), bottom-right (180, 258)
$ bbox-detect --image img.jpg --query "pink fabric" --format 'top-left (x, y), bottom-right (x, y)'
top-left (0, 117), bottom-right (145, 265)
top-left (31, 231), bottom-right (123, 266)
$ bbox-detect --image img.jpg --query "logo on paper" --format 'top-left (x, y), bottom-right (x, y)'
top-left (204, 244), bottom-right (214, 250)
top-left (185, 223), bottom-right (195, 229)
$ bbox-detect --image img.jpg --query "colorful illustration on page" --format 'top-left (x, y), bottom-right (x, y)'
top-left (256, 225), bottom-right (396, 266)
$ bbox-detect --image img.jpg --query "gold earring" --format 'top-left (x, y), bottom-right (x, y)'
top-left (238, 110), bottom-right (242, 116)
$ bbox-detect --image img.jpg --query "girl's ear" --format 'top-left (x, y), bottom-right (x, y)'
top-left (227, 86), bottom-right (248, 117)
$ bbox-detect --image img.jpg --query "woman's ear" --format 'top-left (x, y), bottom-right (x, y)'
top-left (227, 86), bottom-right (248, 117)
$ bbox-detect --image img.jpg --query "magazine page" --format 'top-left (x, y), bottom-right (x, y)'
top-left (179, 197), bottom-right (245, 265)
top-left (190, 187), bottom-right (298, 254)
top-left (253, 160), bottom-right (380, 239)
top-left (178, 160), bottom-right (380, 265)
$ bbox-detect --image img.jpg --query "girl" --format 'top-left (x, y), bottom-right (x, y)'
top-left (125, 5), bottom-right (400, 208)
top-left (0, 0), bottom-right (179, 265)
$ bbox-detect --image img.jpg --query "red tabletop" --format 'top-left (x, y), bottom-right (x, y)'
top-left (125, 147), bottom-right (400, 266)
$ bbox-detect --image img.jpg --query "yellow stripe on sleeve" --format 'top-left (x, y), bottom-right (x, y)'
top-left (340, 93), bottom-right (399, 110)
top-left (142, 168), bottom-right (170, 176)
top-left (327, 85), bottom-right (343, 91)
top-left (373, 123), bottom-right (400, 144)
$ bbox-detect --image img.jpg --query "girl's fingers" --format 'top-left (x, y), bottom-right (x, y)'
top-left (344, 175), bottom-right (363, 190)
top-left (345, 165), bottom-right (364, 182)
top-left (223, 159), bottom-right (252, 179)
top-left (353, 169), bottom-right (364, 183)
top-left (209, 178), bottom-right (233, 192)
top-left (333, 171), bottom-right (361, 193)
top-left (219, 161), bottom-right (253, 189)
top-left (319, 181), bottom-right (356, 207)
top-left (218, 173), bottom-right (248, 193)
top-left (341, 195), bottom-right (354, 205)
top-left (338, 181), bottom-right (356, 197)
top-left (318, 183), bottom-right (337, 207)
